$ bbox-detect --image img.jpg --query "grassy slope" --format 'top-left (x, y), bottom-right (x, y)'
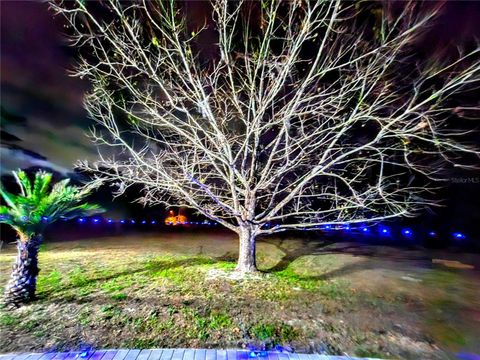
top-left (0, 231), bottom-right (479, 359)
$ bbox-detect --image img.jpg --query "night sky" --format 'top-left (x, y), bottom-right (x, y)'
top-left (1, 1), bottom-right (480, 238)
top-left (1, 0), bottom-right (96, 176)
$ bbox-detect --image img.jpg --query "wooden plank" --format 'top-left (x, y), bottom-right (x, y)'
top-left (193, 350), bottom-right (205, 360)
top-left (0, 355), bottom-right (17, 360)
top-left (214, 350), bottom-right (226, 360)
top-left (235, 351), bottom-right (249, 360)
top-left (136, 350), bottom-right (151, 360)
top-left (170, 349), bottom-right (184, 360)
top-left (286, 353), bottom-right (299, 360)
top-left (13, 354), bottom-right (33, 360)
top-left (101, 350), bottom-right (119, 360)
top-left (159, 350), bottom-right (173, 360)
top-left (112, 350), bottom-right (130, 360)
top-left (124, 350), bottom-right (141, 360)
top-left (182, 349), bottom-right (195, 360)
top-left (25, 354), bottom-right (45, 360)
top-left (62, 352), bottom-right (80, 360)
top-left (86, 351), bottom-right (107, 360)
top-left (147, 350), bottom-right (162, 360)
top-left (38, 353), bottom-right (57, 360)
top-left (205, 350), bottom-right (215, 360)
top-left (267, 352), bottom-right (279, 360)
top-left (51, 353), bottom-right (70, 360)
top-left (225, 350), bottom-right (236, 360)
top-left (296, 355), bottom-right (310, 360)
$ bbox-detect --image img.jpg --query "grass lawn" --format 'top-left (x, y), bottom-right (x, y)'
top-left (0, 230), bottom-right (479, 359)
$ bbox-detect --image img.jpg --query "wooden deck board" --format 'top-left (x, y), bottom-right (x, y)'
top-left (183, 349), bottom-right (195, 360)
top-left (136, 350), bottom-right (151, 360)
top-left (225, 350), bottom-right (236, 360)
top-left (214, 350), bottom-right (226, 360)
top-left (170, 349), bottom-right (184, 360)
top-left (124, 350), bottom-right (141, 360)
top-left (37, 353), bottom-right (56, 360)
top-left (50, 353), bottom-right (70, 360)
top-left (193, 350), bottom-right (205, 360)
top-left (159, 349), bottom-right (173, 360)
top-left (0, 350), bottom-right (383, 360)
top-left (267, 352), bottom-right (279, 360)
top-left (86, 350), bottom-right (106, 360)
top-left (147, 350), bottom-right (163, 360)
top-left (205, 350), bottom-right (216, 360)
top-left (25, 354), bottom-right (45, 360)
top-left (112, 349), bottom-right (130, 360)
top-left (13, 354), bottom-right (34, 360)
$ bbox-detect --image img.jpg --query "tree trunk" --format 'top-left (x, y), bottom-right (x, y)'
top-left (236, 226), bottom-right (258, 273)
top-left (3, 234), bottom-right (42, 307)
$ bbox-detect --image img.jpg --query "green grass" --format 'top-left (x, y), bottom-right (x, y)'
top-left (249, 322), bottom-right (298, 343)
top-left (0, 233), bottom-right (479, 357)
top-left (0, 313), bottom-right (16, 326)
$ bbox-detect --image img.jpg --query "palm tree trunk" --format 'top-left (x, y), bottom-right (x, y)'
top-left (236, 226), bottom-right (258, 273)
top-left (3, 234), bottom-right (42, 306)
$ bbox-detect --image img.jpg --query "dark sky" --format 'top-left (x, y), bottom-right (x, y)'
top-left (1, 0), bottom-right (97, 176)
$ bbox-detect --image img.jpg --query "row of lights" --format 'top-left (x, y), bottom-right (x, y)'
top-left (76, 217), bottom-right (218, 226)
top-left (1, 215), bottom-right (467, 240)
top-left (73, 217), bottom-right (467, 239)
top-left (317, 223), bottom-right (467, 240)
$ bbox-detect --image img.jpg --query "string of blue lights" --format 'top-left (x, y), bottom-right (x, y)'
top-left (68, 217), bottom-right (467, 240)
top-left (0, 214), bottom-right (467, 240)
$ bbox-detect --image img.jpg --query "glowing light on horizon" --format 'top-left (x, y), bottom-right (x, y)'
top-left (379, 226), bottom-right (390, 235)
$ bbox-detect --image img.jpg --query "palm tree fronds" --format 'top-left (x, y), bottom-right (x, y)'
top-left (0, 170), bottom-right (103, 237)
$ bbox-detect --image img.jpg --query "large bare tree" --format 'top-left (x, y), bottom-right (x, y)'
top-left (52, 0), bottom-right (479, 273)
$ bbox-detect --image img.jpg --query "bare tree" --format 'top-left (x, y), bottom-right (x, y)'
top-left (51, 0), bottom-right (479, 273)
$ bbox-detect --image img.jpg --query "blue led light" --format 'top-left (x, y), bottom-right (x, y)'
top-left (151, 220), bottom-right (156, 224)
top-left (78, 218), bottom-right (85, 223)
top-left (453, 232), bottom-right (466, 239)
top-left (344, 224), bottom-right (351, 231)
top-left (379, 226), bottom-right (390, 235)
top-left (325, 225), bottom-right (331, 230)
top-left (120, 220), bottom-right (125, 224)
top-left (141, 220), bottom-right (146, 224)
top-left (362, 227), bottom-right (369, 232)
top-left (107, 219), bottom-right (113, 223)
top-left (402, 228), bottom-right (413, 236)
top-left (131, 220), bottom-right (136, 224)
top-left (92, 218), bottom-right (100, 223)
top-left (428, 231), bottom-right (436, 236)
top-left (41, 216), bottom-right (49, 221)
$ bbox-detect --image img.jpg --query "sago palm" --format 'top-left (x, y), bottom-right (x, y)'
top-left (0, 170), bottom-right (101, 306)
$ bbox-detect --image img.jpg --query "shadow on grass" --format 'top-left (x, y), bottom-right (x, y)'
top-left (261, 237), bottom-right (432, 280)
top-left (36, 256), bottom-right (220, 300)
